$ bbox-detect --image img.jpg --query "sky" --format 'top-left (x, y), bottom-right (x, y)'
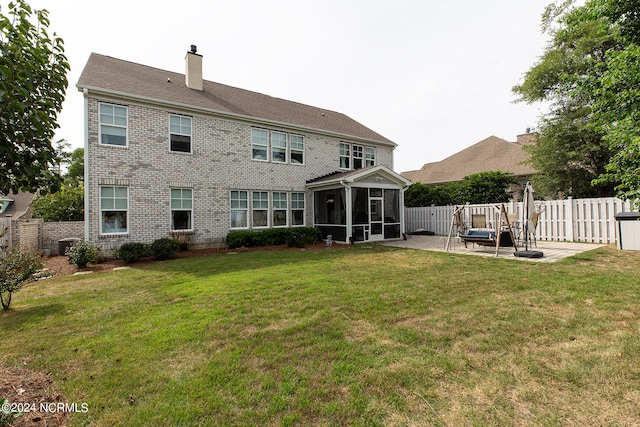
top-left (5, 0), bottom-right (552, 173)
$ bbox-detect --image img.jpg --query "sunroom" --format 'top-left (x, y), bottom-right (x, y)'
top-left (307, 165), bottom-right (412, 243)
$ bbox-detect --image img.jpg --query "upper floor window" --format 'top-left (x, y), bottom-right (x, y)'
top-left (170, 115), bottom-right (192, 153)
top-left (251, 128), bottom-right (304, 165)
top-left (365, 147), bottom-right (376, 167)
top-left (290, 135), bottom-right (304, 164)
top-left (353, 145), bottom-right (364, 169)
top-left (271, 131), bottom-right (287, 163)
top-left (171, 188), bottom-right (193, 231)
top-left (100, 103), bottom-right (127, 147)
top-left (252, 129), bottom-right (269, 161)
top-left (340, 143), bottom-right (350, 169)
top-left (340, 142), bottom-right (375, 170)
top-left (100, 186), bottom-right (128, 234)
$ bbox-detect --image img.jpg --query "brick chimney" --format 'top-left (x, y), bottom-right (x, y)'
top-left (185, 45), bottom-right (203, 91)
top-left (516, 130), bottom-right (538, 146)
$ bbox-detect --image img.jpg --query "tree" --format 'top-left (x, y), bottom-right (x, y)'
top-left (513, 0), bottom-right (619, 198)
top-left (30, 147), bottom-right (85, 221)
top-left (405, 171), bottom-right (515, 207)
top-left (0, 0), bottom-right (70, 194)
top-left (0, 248), bottom-right (44, 310)
top-left (590, 1), bottom-right (640, 207)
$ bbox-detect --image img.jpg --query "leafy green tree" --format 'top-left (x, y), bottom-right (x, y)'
top-left (0, 0), bottom-right (70, 194)
top-left (405, 171), bottom-right (515, 206)
top-left (31, 183), bottom-right (84, 221)
top-left (65, 147), bottom-right (84, 182)
top-left (513, 0), bottom-right (618, 198)
top-left (459, 171), bottom-right (516, 204)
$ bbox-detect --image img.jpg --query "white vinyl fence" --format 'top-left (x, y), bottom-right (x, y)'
top-left (406, 197), bottom-right (633, 244)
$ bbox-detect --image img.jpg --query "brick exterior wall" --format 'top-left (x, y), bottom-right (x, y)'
top-left (42, 221), bottom-right (85, 255)
top-left (86, 97), bottom-right (395, 253)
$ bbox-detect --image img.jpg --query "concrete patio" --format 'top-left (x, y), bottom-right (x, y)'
top-left (380, 235), bottom-right (607, 263)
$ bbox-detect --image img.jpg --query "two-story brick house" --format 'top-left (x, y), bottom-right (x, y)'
top-left (77, 47), bottom-right (411, 252)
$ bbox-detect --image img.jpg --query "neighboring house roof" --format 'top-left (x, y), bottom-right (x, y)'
top-left (77, 53), bottom-right (395, 147)
top-left (401, 135), bottom-right (536, 184)
top-left (306, 165), bottom-right (412, 188)
top-left (0, 191), bottom-right (35, 218)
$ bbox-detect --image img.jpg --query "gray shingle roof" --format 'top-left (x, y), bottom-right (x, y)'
top-left (77, 53), bottom-right (395, 146)
top-left (401, 135), bottom-right (536, 184)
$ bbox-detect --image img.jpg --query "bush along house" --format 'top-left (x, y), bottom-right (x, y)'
top-left (77, 46), bottom-right (411, 252)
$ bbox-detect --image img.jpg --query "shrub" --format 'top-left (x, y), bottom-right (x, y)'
top-left (67, 239), bottom-right (100, 268)
top-left (0, 248), bottom-right (44, 310)
top-left (150, 238), bottom-right (181, 260)
top-left (115, 242), bottom-right (150, 263)
top-left (226, 227), bottom-right (322, 249)
top-left (0, 397), bottom-right (22, 425)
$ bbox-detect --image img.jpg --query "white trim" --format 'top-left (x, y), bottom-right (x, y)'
top-left (170, 187), bottom-right (194, 232)
top-left (99, 185), bottom-right (129, 235)
top-left (98, 102), bottom-right (129, 148)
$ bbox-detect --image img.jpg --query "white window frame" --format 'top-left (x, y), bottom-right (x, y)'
top-left (340, 143), bottom-right (350, 169)
top-left (230, 191), bottom-right (248, 229)
top-left (272, 192), bottom-right (288, 227)
top-left (290, 134), bottom-right (305, 165)
top-left (169, 114), bottom-right (192, 153)
top-left (271, 131), bottom-right (287, 163)
top-left (100, 186), bottom-right (129, 235)
top-left (365, 147), bottom-right (376, 167)
top-left (251, 128), bottom-right (269, 161)
top-left (99, 103), bottom-right (128, 147)
top-left (291, 192), bottom-right (305, 226)
top-left (252, 191), bottom-right (269, 228)
top-left (171, 188), bottom-right (193, 231)
top-left (352, 145), bottom-right (364, 169)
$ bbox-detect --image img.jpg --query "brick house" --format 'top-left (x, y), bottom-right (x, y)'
top-left (77, 47), bottom-right (411, 252)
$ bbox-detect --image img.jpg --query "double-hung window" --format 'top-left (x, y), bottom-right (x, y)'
top-left (100, 103), bottom-right (127, 146)
top-left (170, 115), bottom-right (192, 153)
top-left (340, 143), bottom-right (350, 169)
top-left (230, 191), bottom-right (248, 228)
top-left (365, 147), bottom-right (376, 167)
top-left (291, 193), bottom-right (305, 226)
top-left (353, 145), bottom-right (364, 169)
top-left (171, 188), bottom-right (193, 231)
top-left (272, 192), bottom-right (287, 227)
top-left (252, 129), bottom-right (269, 161)
top-left (100, 186), bottom-right (128, 234)
top-left (271, 131), bottom-right (287, 163)
top-left (252, 191), bottom-right (269, 227)
top-left (290, 135), bottom-right (304, 164)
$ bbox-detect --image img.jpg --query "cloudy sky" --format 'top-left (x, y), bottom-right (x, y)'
top-left (6, 0), bottom-right (552, 173)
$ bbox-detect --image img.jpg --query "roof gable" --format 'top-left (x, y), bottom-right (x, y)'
top-left (307, 165), bottom-right (412, 188)
top-left (401, 135), bottom-right (536, 184)
top-left (77, 53), bottom-right (395, 146)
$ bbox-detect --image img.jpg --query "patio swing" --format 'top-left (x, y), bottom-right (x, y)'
top-left (446, 203), bottom-right (518, 257)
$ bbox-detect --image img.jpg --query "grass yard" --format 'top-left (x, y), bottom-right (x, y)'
top-left (2, 244), bottom-right (640, 426)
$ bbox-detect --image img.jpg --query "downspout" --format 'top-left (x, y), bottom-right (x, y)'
top-left (83, 88), bottom-right (90, 241)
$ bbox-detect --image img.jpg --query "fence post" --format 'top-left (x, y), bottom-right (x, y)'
top-left (565, 197), bottom-right (575, 242)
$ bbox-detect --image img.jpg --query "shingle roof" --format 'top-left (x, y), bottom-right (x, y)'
top-left (77, 53), bottom-right (395, 146)
top-left (401, 135), bottom-right (536, 184)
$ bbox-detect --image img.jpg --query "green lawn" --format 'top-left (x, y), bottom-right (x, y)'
top-left (2, 244), bottom-right (640, 426)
